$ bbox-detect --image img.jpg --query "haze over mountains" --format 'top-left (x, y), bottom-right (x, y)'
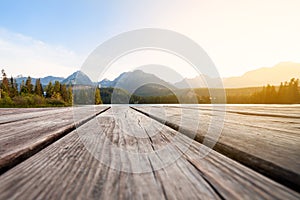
top-left (222, 62), bottom-right (300, 88)
top-left (175, 62), bottom-right (300, 88)
top-left (15, 62), bottom-right (300, 91)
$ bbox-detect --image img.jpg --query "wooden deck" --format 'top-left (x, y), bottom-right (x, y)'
top-left (132, 105), bottom-right (300, 191)
top-left (0, 105), bottom-right (299, 199)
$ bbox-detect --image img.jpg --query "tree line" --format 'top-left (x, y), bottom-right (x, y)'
top-left (255, 78), bottom-right (300, 104)
top-left (105, 78), bottom-right (299, 104)
top-left (0, 69), bottom-right (104, 107)
top-left (227, 78), bottom-right (300, 104)
top-left (0, 70), bottom-right (74, 107)
top-left (100, 87), bottom-right (212, 104)
top-left (101, 78), bottom-right (299, 104)
top-left (1, 68), bottom-right (298, 106)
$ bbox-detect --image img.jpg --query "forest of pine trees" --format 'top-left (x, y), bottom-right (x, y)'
top-left (251, 78), bottom-right (300, 104)
top-left (0, 69), bottom-right (101, 108)
top-left (226, 78), bottom-right (300, 104)
top-left (0, 69), bottom-right (74, 107)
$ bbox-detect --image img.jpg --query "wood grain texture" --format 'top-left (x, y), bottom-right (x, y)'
top-left (0, 107), bottom-right (67, 124)
top-left (131, 105), bottom-right (300, 191)
top-left (0, 106), bottom-right (298, 200)
top-left (0, 106), bottom-right (110, 174)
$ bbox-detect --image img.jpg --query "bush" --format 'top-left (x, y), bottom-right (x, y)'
top-left (33, 95), bottom-right (46, 105)
top-left (12, 95), bottom-right (35, 107)
top-left (0, 96), bottom-right (14, 107)
top-left (46, 98), bottom-right (66, 106)
top-left (12, 96), bottom-right (27, 106)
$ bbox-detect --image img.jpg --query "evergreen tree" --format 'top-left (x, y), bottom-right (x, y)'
top-left (278, 82), bottom-right (284, 103)
top-left (1, 69), bottom-right (9, 95)
top-left (9, 76), bottom-right (18, 98)
top-left (52, 81), bottom-right (62, 99)
top-left (289, 78), bottom-right (300, 103)
top-left (53, 81), bottom-right (61, 94)
top-left (265, 85), bottom-right (276, 104)
top-left (95, 88), bottom-right (102, 104)
top-left (45, 81), bottom-right (54, 98)
top-left (20, 80), bottom-right (28, 94)
top-left (25, 76), bottom-right (33, 94)
top-left (67, 87), bottom-right (73, 104)
top-left (294, 79), bottom-right (300, 103)
top-left (34, 78), bottom-right (43, 96)
top-left (60, 84), bottom-right (68, 102)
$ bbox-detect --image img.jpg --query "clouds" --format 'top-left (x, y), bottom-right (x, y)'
top-left (0, 28), bottom-right (84, 78)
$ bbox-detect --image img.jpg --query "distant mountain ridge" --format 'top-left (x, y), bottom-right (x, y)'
top-left (99, 70), bottom-right (176, 95)
top-left (222, 62), bottom-right (300, 88)
top-left (61, 71), bottom-right (94, 86)
top-left (14, 62), bottom-right (300, 91)
top-left (175, 62), bottom-right (300, 88)
top-left (174, 74), bottom-right (215, 88)
top-left (16, 76), bottom-right (64, 86)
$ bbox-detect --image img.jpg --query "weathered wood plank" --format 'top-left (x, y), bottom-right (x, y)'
top-left (0, 107), bottom-right (68, 124)
top-left (0, 107), bottom-right (57, 116)
top-left (166, 105), bottom-right (300, 118)
top-left (0, 106), bottom-right (110, 174)
top-left (131, 105), bottom-right (300, 191)
top-left (0, 106), bottom-right (298, 199)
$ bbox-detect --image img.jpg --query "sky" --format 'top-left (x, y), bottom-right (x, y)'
top-left (0, 0), bottom-right (299, 82)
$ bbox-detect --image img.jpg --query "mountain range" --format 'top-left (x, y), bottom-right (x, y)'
top-left (15, 62), bottom-right (300, 93)
top-left (98, 70), bottom-right (175, 95)
top-left (61, 71), bottom-right (94, 85)
top-left (222, 62), bottom-right (300, 88)
top-left (175, 62), bottom-right (300, 88)
top-left (15, 76), bottom-right (64, 87)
